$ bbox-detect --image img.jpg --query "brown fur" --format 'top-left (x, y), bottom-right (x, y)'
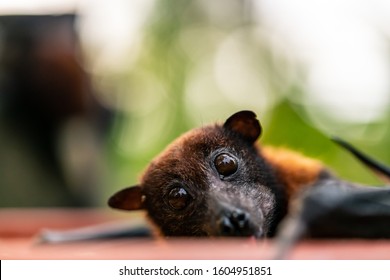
top-left (261, 146), bottom-right (326, 200)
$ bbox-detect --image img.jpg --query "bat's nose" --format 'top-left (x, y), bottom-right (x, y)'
top-left (218, 208), bottom-right (260, 237)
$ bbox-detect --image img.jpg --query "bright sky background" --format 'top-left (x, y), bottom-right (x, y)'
top-left (256, 0), bottom-right (390, 125)
top-left (2, 0), bottom-right (390, 125)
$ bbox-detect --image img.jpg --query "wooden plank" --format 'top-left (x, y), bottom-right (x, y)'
top-left (1, 209), bottom-right (390, 260)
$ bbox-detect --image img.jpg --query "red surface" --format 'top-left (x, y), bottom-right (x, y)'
top-left (1, 209), bottom-right (390, 260)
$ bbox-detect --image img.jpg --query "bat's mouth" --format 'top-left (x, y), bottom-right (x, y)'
top-left (216, 214), bottom-right (263, 237)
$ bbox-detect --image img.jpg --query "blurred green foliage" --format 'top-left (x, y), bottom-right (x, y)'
top-left (103, 0), bottom-right (389, 202)
top-left (2, 1), bottom-right (389, 208)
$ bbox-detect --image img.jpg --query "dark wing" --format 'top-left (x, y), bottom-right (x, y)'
top-left (332, 137), bottom-right (390, 183)
top-left (274, 179), bottom-right (390, 259)
top-left (36, 220), bottom-right (152, 244)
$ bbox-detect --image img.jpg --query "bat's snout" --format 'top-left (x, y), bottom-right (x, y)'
top-left (213, 202), bottom-right (264, 238)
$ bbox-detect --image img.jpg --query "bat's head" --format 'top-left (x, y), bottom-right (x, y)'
top-left (108, 111), bottom-right (286, 238)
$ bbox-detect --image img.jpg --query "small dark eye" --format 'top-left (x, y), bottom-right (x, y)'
top-left (167, 187), bottom-right (191, 210)
top-left (214, 153), bottom-right (238, 177)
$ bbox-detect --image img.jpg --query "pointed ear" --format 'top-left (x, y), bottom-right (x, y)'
top-left (108, 185), bottom-right (145, 211)
top-left (223, 110), bottom-right (262, 143)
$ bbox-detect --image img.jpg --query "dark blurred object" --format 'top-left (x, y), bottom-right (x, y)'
top-left (274, 181), bottom-right (390, 259)
top-left (332, 137), bottom-right (390, 184)
top-left (0, 14), bottom-right (112, 207)
top-left (37, 220), bottom-right (152, 243)
top-left (274, 137), bottom-right (390, 260)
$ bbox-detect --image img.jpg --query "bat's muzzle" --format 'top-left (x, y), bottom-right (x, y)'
top-left (211, 199), bottom-right (264, 238)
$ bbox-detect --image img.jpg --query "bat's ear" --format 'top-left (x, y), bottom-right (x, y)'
top-left (108, 185), bottom-right (145, 210)
top-left (223, 110), bottom-right (262, 143)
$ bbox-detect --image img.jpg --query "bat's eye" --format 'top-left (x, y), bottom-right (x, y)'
top-left (214, 153), bottom-right (238, 178)
top-left (167, 186), bottom-right (191, 210)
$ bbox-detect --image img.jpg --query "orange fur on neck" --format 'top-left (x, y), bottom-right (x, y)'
top-left (261, 146), bottom-right (325, 200)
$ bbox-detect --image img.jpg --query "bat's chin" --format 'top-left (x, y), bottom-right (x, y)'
top-left (253, 228), bottom-right (265, 239)
top-left (203, 219), bottom-right (264, 238)
top-left (215, 228), bottom-right (264, 239)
